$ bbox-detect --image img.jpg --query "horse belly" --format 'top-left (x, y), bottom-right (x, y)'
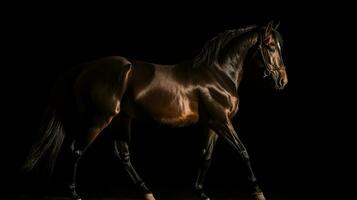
top-left (135, 88), bottom-right (199, 127)
top-left (158, 103), bottom-right (199, 127)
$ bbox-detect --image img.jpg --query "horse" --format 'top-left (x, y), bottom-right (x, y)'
top-left (23, 21), bottom-right (288, 200)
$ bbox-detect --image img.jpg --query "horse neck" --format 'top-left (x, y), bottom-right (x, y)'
top-left (217, 32), bottom-right (259, 90)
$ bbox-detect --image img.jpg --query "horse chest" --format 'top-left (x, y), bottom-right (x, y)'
top-left (228, 96), bottom-right (239, 118)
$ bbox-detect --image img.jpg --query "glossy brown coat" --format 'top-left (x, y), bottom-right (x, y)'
top-left (24, 21), bottom-right (287, 200)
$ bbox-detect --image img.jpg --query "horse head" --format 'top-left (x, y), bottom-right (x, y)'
top-left (255, 21), bottom-right (288, 90)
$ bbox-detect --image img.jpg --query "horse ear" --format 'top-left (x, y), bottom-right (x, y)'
top-left (265, 21), bottom-right (274, 36)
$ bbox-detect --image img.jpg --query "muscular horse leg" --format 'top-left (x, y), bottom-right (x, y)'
top-left (68, 115), bottom-right (115, 200)
top-left (210, 120), bottom-right (266, 200)
top-left (195, 129), bottom-right (219, 200)
top-left (111, 115), bottom-right (155, 200)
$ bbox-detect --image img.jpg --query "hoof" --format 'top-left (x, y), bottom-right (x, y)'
top-left (253, 192), bottom-right (266, 200)
top-left (72, 194), bottom-right (82, 200)
top-left (144, 193), bottom-right (156, 200)
top-left (195, 190), bottom-right (210, 200)
top-left (199, 193), bottom-right (210, 200)
top-left (72, 196), bottom-right (82, 200)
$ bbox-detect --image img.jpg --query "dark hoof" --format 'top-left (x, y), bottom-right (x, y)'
top-left (73, 197), bottom-right (82, 200)
top-left (199, 192), bottom-right (210, 200)
top-left (72, 194), bottom-right (82, 200)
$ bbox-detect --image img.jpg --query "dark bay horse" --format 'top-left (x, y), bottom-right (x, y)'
top-left (23, 21), bottom-right (288, 200)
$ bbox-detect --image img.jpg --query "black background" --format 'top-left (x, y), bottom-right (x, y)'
top-left (2, 2), bottom-right (352, 200)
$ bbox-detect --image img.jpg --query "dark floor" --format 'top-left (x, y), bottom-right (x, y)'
top-left (2, 195), bottom-right (291, 200)
top-left (2, 190), bottom-right (293, 200)
top-left (2, 178), bottom-right (297, 200)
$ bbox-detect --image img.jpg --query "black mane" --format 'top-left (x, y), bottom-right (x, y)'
top-left (193, 25), bottom-right (257, 68)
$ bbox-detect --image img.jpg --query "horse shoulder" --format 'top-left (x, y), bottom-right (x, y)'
top-left (198, 85), bottom-right (239, 120)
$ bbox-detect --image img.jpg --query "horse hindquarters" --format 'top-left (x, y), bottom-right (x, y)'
top-left (73, 58), bottom-right (133, 150)
top-left (67, 59), bottom-right (133, 200)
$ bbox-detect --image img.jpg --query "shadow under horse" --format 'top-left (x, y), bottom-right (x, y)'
top-left (23, 21), bottom-right (288, 200)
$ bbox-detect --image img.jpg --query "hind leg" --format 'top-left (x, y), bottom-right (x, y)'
top-left (67, 142), bottom-right (82, 200)
top-left (68, 114), bottom-right (115, 200)
top-left (67, 57), bottom-right (132, 199)
top-left (111, 114), bottom-right (155, 200)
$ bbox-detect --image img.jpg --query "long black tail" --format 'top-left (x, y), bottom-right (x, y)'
top-left (22, 64), bottom-right (85, 177)
top-left (21, 65), bottom-right (82, 177)
top-left (22, 106), bottom-right (66, 177)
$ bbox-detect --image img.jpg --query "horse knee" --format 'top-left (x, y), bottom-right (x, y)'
top-left (200, 150), bottom-right (212, 170)
top-left (202, 148), bottom-right (214, 160)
